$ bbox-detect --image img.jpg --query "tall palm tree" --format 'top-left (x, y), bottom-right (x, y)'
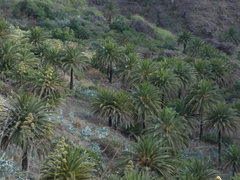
top-left (223, 143), bottom-right (240, 177)
top-left (130, 82), bottom-right (161, 128)
top-left (95, 38), bottom-right (125, 83)
top-left (41, 145), bottom-right (95, 180)
top-left (223, 26), bottom-right (240, 46)
top-left (120, 135), bottom-right (178, 179)
top-left (91, 88), bottom-right (133, 128)
top-left (146, 107), bottom-right (190, 155)
top-left (62, 44), bottom-right (89, 89)
top-left (0, 93), bottom-right (53, 170)
top-left (0, 19), bottom-right (11, 40)
top-left (205, 102), bottom-right (238, 165)
top-left (177, 30), bottom-right (193, 53)
top-left (180, 158), bottom-right (217, 180)
top-left (103, 0), bottom-right (119, 24)
top-left (150, 67), bottom-right (179, 107)
top-left (173, 60), bottom-right (196, 98)
top-left (185, 80), bottom-right (223, 141)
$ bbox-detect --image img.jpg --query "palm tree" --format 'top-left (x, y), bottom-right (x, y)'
top-left (62, 44), bottom-right (89, 89)
top-left (181, 158), bottom-right (217, 180)
top-left (146, 107), bottom-right (190, 155)
top-left (173, 60), bottom-right (196, 98)
top-left (223, 26), bottom-right (240, 46)
top-left (26, 26), bottom-right (50, 46)
top-left (187, 37), bottom-right (205, 57)
top-left (130, 82), bottom-right (161, 128)
top-left (41, 145), bottom-right (95, 179)
top-left (0, 19), bottom-right (11, 40)
top-left (25, 65), bottom-right (66, 106)
top-left (120, 135), bottom-right (178, 179)
top-left (95, 38), bottom-right (125, 83)
top-left (116, 53), bottom-right (140, 88)
top-left (185, 80), bottom-right (223, 141)
top-left (42, 46), bottom-right (63, 70)
top-left (205, 102), bottom-right (238, 165)
top-left (177, 30), bottom-right (193, 53)
top-left (130, 59), bottom-right (156, 85)
top-left (0, 93), bottom-right (53, 170)
top-left (0, 39), bottom-right (20, 80)
top-left (191, 59), bottom-right (211, 81)
top-left (150, 67), bottom-right (179, 107)
top-left (223, 143), bottom-right (240, 177)
top-left (209, 58), bottom-right (236, 88)
top-left (103, 0), bottom-right (119, 24)
top-left (91, 88), bottom-right (133, 128)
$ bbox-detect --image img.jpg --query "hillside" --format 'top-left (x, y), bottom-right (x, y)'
top-left (0, 0), bottom-right (240, 179)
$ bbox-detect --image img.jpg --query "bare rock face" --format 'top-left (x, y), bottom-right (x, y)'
top-left (205, 38), bottom-right (237, 55)
top-left (158, 50), bottom-right (179, 58)
top-left (132, 20), bottom-right (156, 39)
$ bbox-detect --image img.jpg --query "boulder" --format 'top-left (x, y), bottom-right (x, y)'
top-left (132, 20), bottom-right (156, 39)
top-left (136, 46), bottom-right (153, 59)
top-left (158, 50), bottom-right (179, 58)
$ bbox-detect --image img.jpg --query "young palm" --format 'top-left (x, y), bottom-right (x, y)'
top-left (223, 26), bottom-right (240, 46)
top-left (180, 158), bottom-right (217, 180)
top-left (42, 46), bottom-right (63, 70)
top-left (103, 0), bottom-right (119, 24)
top-left (120, 135), bottom-right (178, 179)
top-left (150, 67), bottom-right (179, 107)
top-left (130, 59), bottom-right (156, 85)
top-left (95, 38), bottom-right (125, 83)
top-left (185, 80), bottom-right (223, 141)
top-left (62, 44), bottom-right (89, 89)
top-left (130, 82), bottom-right (161, 128)
top-left (177, 30), bottom-right (193, 53)
top-left (41, 143), bottom-right (95, 180)
top-left (173, 60), bottom-right (197, 98)
top-left (91, 88), bottom-right (133, 128)
top-left (205, 102), bottom-right (238, 165)
top-left (146, 107), bottom-right (190, 155)
top-left (0, 93), bottom-right (53, 170)
top-left (223, 143), bottom-right (240, 177)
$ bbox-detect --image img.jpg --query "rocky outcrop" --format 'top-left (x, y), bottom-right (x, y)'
top-left (136, 46), bottom-right (153, 59)
top-left (132, 20), bottom-right (156, 39)
top-left (205, 38), bottom-right (237, 55)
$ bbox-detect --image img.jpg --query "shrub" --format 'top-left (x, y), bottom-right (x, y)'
top-left (52, 27), bottom-right (74, 41)
top-left (110, 17), bottom-right (131, 32)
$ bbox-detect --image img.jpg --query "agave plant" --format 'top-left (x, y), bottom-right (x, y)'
top-left (41, 141), bottom-right (96, 180)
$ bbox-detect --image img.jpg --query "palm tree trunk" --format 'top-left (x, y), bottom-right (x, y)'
top-left (142, 113), bottom-right (146, 129)
top-left (183, 44), bottom-right (186, 53)
top-left (70, 67), bottom-right (74, 89)
top-left (109, 63), bottom-right (113, 83)
top-left (22, 149), bottom-right (28, 171)
top-left (178, 89), bottom-right (182, 99)
top-left (233, 163), bottom-right (236, 177)
top-left (108, 116), bottom-right (112, 127)
top-left (218, 130), bottom-right (222, 166)
top-left (199, 114), bottom-right (203, 141)
top-left (161, 93), bottom-right (165, 109)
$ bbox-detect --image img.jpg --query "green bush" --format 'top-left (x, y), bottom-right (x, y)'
top-left (12, 0), bottom-right (55, 20)
top-left (69, 18), bottom-right (90, 39)
top-left (52, 27), bottom-right (74, 41)
top-left (203, 133), bottom-right (233, 145)
top-left (110, 18), bottom-right (131, 32)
